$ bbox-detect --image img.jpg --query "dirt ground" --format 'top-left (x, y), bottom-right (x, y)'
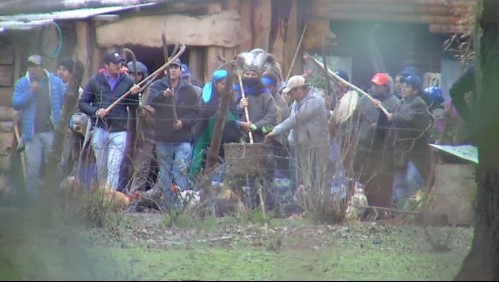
top-left (0, 208), bottom-right (473, 281)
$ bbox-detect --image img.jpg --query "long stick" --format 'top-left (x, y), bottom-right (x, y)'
top-left (286, 24), bottom-right (308, 81)
top-left (161, 31), bottom-right (177, 121)
top-left (303, 52), bottom-right (390, 116)
top-left (352, 204), bottom-right (421, 216)
top-left (13, 123), bottom-right (26, 180)
top-left (105, 45), bottom-right (186, 113)
top-left (123, 48), bottom-right (139, 84)
top-left (237, 70), bottom-right (253, 144)
top-left (122, 48), bottom-right (140, 172)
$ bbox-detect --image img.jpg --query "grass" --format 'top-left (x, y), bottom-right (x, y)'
top-left (0, 213), bottom-right (472, 281)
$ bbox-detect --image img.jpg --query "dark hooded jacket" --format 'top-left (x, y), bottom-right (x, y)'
top-left (79, 69), bottom-right (138, 132)
top-left (150, 77), bottom-right (199, 143)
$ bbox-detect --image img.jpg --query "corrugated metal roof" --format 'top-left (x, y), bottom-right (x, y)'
top-left (0, 3), bottom-right (156, 30)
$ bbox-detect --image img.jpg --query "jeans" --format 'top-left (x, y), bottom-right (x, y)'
top-left (24, 131), bottom-right (54, 196)
top-left (91, 127), bottom-right (127, 190)
top-left (393, 160), bottom-right (424, 208)
top-left (155, 141), bottom-right (192, 206)
top-left (291, 143), bottom-right (329, 194)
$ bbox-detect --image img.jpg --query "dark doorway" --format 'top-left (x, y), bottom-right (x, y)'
top-left (120, 44), bottom-right (193, 80)
top-left (329, 21), bottom-right (446, 91)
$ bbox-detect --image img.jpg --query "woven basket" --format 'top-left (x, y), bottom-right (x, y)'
top-left (224, 142), bottom-right (271, 177)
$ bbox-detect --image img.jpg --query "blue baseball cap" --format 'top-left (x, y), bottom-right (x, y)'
top-left (181, 63), bottom-right (191, 78)
top-left (335, 69), bottom-right (350, 82)
top-left (127, 61), bottom-right (148, 74)
top-left (425, 86), bottom-right (444, 105)
top-left (401, 75), bottom-right (422, 89)
top-left (398, 66), bottom-right (421, 78)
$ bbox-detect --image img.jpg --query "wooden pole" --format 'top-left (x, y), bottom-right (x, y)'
top-left (13, 123), bottom-right (25, 181)
top-left (40, 59), bottom-right (84, 225)
top-left (286, 24), bottom-right (308, 81)
top-left (237, 70), bottom-right (253, 144)
top-left (105, 45), bottom-right (186, 113)
top-left (303, 52), bottom-right (390, 116)
top-left (161, 32), bottom-right (177, 122)
top-left (205, 72), bottom-right (234, 171)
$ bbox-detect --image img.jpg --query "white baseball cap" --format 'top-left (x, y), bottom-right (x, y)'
top-left (282, 75), bottom-right (308, 94)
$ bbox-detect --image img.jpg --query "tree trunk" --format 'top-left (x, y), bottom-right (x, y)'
top-left (455, 1), bottom-right (499, 280)
top-left (197, 69), bottom-right (235, 215)
top-left (205, 72), bottom-right (234, 172)
top-left (41, 60), bottom-right (84, 223)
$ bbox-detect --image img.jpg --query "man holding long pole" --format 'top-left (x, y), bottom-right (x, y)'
top-left (149, 58), bottom-right (199, 209)
top-left (79, 51), bottom-right (141, 190)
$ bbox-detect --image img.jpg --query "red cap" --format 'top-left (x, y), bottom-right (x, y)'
top-left (371, 73), bottom-right (391, 86)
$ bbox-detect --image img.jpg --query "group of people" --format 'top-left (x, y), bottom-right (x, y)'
top-left (12, 49), bottom-right (464, 213)
top-left (330, 67), bottom-right (449, 210)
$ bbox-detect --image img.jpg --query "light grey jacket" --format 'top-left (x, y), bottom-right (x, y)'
top-left (272, 88), bottom-right (328, 148)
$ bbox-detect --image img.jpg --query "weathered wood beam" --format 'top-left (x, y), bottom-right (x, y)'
top-left (325, 12), bottom-right (462, 25)
top-left (0, 0), bottom-right (160, 15)
top-left (205, 3), bottom-right (224, 81)
top-left (0, 87), bottom-right (12, 106)
top-left (96, 11), bottom-right (243, 48)
top-left (284, 0), bottom-right (299, 78)
top-left (331, 0), bottom-right (475, 5)
top-left (252, 0), bottom-right (272, 50)
top-left (74, 21), bottom-right (96, 82)
top-left (239, 0), bottom-right (253, 51)
top-left (330, 2), bottom-right (470, 16)
top-left (271, 17), bottom-right (286, 70)
top-left (303, 0), bottom-right (331, 51)
top-left (188, 49), bottom-right (203, 82)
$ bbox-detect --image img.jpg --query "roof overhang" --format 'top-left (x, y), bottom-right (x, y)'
top-left (0, 3), bottom-right (156, 32)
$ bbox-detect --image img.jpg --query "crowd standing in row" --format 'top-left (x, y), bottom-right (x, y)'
top-left (12, 50), bottom-right (468, 215)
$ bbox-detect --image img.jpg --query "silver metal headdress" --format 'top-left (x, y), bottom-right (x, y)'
top-left (236, 48), bottom-right (276, 75)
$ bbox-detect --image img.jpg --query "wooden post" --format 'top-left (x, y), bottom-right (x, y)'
top-left (284, 0), bottom-right (299, 78)
top-left (239, 0), bottom-right (253, 51)
top-left (205, 72), bottom-right (235, 171)
top-left (286, 25), bottom-right (307, 81)
top-left (237, 70), bottom-right (253, 144)
top-left (455, 1), bottom-right (499, 280)
top-left (252, 0), bottom-right (272, 50)
top-left (41, 59), bottom-right (84, 225)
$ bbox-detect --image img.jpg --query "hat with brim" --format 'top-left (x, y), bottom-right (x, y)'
top-left (371, 73), bottom-right (391, 86)
top-left (401, 75), bottom-right (422, 90)
top-left (181, 63), bottom-right (191, 78)
top-left (171, 58), bottom-right (182, 67)
top-left (282, 75), bottom-right (308, 94)
top-left (27, 55), bottom-right (43, 66)
top-left (103, 52), bottom-right (123, 64)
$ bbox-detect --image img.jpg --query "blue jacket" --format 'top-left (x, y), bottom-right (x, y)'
top-left (12, 71), bottom-right (66, 141)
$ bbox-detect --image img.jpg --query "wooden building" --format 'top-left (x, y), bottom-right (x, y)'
top-left (0, 0), bottom-right (475, 172)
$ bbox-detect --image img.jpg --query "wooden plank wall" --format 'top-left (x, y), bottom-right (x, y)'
top-left (323, 0), bottom-right (476, 34)
top-left (0, 41), bottom-right (15, 106)
top-left (203, 0), bottom-right (332, 82)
